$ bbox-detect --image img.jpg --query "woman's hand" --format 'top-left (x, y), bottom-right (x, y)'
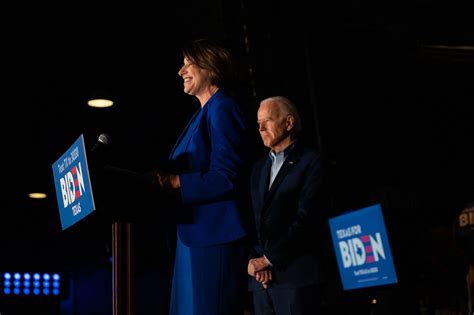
top-left (156, 170), bottom-right (181, 195)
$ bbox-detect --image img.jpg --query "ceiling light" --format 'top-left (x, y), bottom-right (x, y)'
top-left (88, 98), bottom-right (114, 108)
top-left (28, 193), bottom-right (47, 199)
top-left (87, 88), bottom-right (114, 108)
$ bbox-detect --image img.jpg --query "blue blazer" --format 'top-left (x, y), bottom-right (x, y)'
top-left (249, 142), bottom-right (325, 290)
top-left (168, 90), bottom-right (249, 247)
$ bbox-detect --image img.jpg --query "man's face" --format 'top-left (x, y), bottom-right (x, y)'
top-left (257, 101), bottom-right (292, 152)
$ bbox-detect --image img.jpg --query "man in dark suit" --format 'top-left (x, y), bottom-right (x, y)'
top-left (248, 96), bottom-right (325, 315)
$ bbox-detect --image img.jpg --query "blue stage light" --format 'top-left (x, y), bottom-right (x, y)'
top-left (1, 271), bottom-right (68, 298)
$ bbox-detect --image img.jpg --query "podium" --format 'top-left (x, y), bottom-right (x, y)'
top-left (112, 221), bottom-right (134, 315)
top-left (52, 135), bottom-right (162, 315)
top-left (99, 165), bottom-right (157, 315)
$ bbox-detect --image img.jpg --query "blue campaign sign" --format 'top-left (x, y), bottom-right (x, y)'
top-left (328, 204), bottom-right (398, 290)
top-left (52, 134), bottom-right (96, 231)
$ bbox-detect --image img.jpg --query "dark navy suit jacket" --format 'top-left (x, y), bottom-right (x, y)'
top-left (168, 90), bottom-right (250, 247)
top-left (248, 141), bottom-right (325, 290)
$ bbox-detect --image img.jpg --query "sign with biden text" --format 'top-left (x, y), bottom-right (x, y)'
top-left (328, 204), bottom-right (398, 290)
top-left (52, 134), bottom-right (96, 230)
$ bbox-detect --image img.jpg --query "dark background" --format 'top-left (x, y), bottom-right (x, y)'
top-left (0, 1), bottom-right (473, 314)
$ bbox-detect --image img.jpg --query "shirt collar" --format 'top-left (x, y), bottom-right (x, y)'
top-left (268, 141), bottom-right (296, 162)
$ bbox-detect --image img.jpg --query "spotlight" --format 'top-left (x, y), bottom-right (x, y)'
top-left (0, 271), bottom-right (68, 299)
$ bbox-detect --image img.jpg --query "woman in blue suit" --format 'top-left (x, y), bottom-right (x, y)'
top-left (156, 39), bottom-right (250, 315)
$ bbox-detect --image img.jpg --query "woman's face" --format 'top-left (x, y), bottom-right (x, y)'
top-left (178, 57), bottom-right (212, 97)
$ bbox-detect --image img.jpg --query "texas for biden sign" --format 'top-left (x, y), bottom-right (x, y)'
top-left (328, 204), bottom-right (398, 290)
top-left (52, 134), bottom-right (96, 231)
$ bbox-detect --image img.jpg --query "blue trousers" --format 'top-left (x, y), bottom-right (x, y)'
top-left (170, 234), bottom-right (247, 315)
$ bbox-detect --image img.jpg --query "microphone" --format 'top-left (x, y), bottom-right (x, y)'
top-left (91, 133), bottom-right (110, 152)
top-left (89, 133), bottom-right (156, 185)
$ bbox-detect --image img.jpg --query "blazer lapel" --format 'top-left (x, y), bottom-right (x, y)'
top-left (170, 91), bottom-right (225, 159)
top-left (254, 158), bottom-right (271, 228)
top-left (258, 159), bottom-right (271, 209)
top-left (169, 108), bottom-right (202, 159)
top-left (263, 144), bottom-right (303, 206)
